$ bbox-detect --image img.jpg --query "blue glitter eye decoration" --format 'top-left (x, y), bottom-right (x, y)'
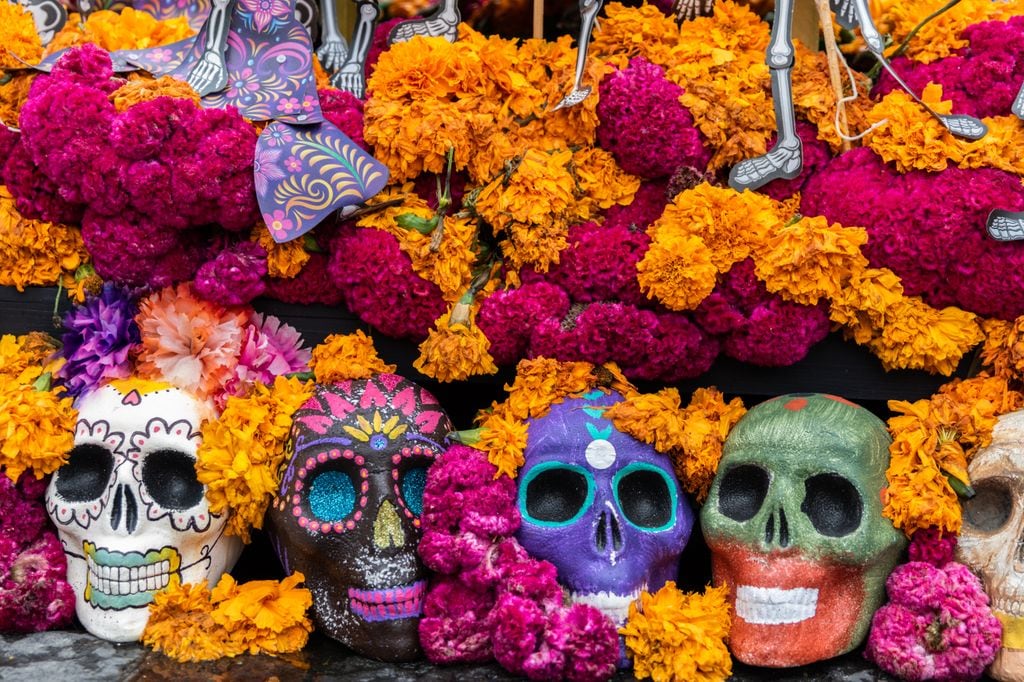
top-left (400, 466), bottom-right (428, 517)
top-left (309, 470), bottom-right (356, 522)
top-left (369, 434), bottom-right (389, 451)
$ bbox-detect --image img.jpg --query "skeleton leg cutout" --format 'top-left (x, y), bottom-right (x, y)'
top-left (987, 210), bottom-right (1024, 241)
top-left (18, 0), bottom-right (67, 46)
top-left (728, 0), bottom-right (802, 192)
top-left (330, 0), bottom-right (377, 99)
top-left (186, 0), bottom-right (233, 97)
top-left (316, 0), bottom-right (349, 73)
top-left (553, 0), bottom-right (604, 110)
top-left (388, 0), bottom-right (460, 43)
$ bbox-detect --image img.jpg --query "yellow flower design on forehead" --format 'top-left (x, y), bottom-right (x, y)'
top-left (343, 410), bottom-right (409, 450)
top-left (106, 378), bottom-right (177, 396)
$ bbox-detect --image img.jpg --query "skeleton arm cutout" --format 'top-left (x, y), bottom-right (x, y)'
top-left (330, 0), bottom-right (377, 99)
top-left (388, 0), bottom-right (460, 44)
top-left (553, 0), bottom-right (604, 110)
top-left (186, 0), bottom-right (234, 97)
top-left (985, 82), bottom-right (1024, 240)
top-left (317, 0), bottom-right (349, 72)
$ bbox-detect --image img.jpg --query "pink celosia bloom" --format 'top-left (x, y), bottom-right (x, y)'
top-left (223, 314), bottom-right (311, 400)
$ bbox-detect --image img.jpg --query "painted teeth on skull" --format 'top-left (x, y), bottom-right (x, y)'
top-left (85, 549), bottom-right (177, 598)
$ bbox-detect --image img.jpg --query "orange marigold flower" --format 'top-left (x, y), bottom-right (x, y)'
top-left (251, 223), bottom-right (310, 279)
top-left (413, 304), bottom-right (498, 383)
top-left (47, 8), bottom-right (193, 54)
top-left (875, 0), bottom-right (1024, 63)
top-left (754, 215), bottom-right (869, 306)
top-left (621, 582), bottom-right (732, 682)
top-left (605, 388), bottom-right (688, 455)
top-left (0, 381), bottom-right (75, 482)
top-left (980, 317), bottom-right (1020, 379)
top-left (0, 3), bottom-right (42, 69)
top-left (110, 74), bottom-right (201, 112)
top-left (0, 186), bottom-right (88, 292)
top-left (829, 267), bottom-right (905, 345)
top-left (867, 298), bottom-right (982, 375)
top-left (311, 331), bottom-right (395, 384)
top-left (477, 407), bottom-right (530, 478)
top-left (636, 232), bottom-right (717, 311)
top-left (571, 146), bottom-right (640, 218)
top-left (197, 376), bottom-right (314, 542)
top-left (0, 72), bottom-right (34, 128)
top-left (211, 572), bottom-right (313, 655)
top-left (499, 357), bottom-right (598, 421)
top-left (142, 580), bottom-right (233, 662)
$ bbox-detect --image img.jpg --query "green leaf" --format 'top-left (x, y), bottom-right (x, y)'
top-left (395, 213), bottom-right (438, 234)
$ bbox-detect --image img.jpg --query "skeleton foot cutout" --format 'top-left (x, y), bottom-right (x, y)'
top-left (552, 86), bottom-right (592, 111)
top-left (186, 52), bottom-right (229, 97)
top-left (331, 65), bottom-right (366, 99)
top-left (987, 210), bottom-right (1024, 241)
top-left (388, 8), bottom-right (460, 44)
top-left (1013, 80), bottom-right (1024, 120)
top-left (18, 0), bottom-right (67, 46)
top-left (728, 139), bottom-right (803, 192)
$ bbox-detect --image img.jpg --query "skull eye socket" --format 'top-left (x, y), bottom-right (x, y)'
top-left (801, 473), bottom-right (862, 537)
top-left (962, 479), bottom-right (1013, 533)
top-left (717, 464), bottom-right (769, 522)
top-left (141, 449), bottom-right (204, 510)
top-left (521, 463), bottom-right (595, 527)
top-left (613, 463), bottom-right (677, 531)
top-left (400, 466), bottom-right (428, 517)
top-left (55, 443), bottom-right (114, 502)
top-left (309, 470), bottom-right (356, 522)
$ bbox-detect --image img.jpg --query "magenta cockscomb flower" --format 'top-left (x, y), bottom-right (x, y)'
top-left (596, 57), bottom-right (711, 179)
top-left (193, 240), bottom-right (269, 306)
top-left (545, 221), bottom-right (651, 307)
top-left (264, 252), bottom-right (345, 306)
top-left (418, 445), bottom-right (619, 680)
top-left (866, 561), bottom-right (1001, 681)
top-left (328, 225), bottom-right (446, 341)
top-left (57, 282), bottom-right (141, 399)
top-left (0, 474), bottom-right (75, 633)
top-left (802, 147), bottom-right (1024, 319)
top-left (477, 282), bottom-right (571, 366)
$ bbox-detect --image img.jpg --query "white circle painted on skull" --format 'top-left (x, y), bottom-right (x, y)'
top-left (585, 439), bottom-right (616, 470)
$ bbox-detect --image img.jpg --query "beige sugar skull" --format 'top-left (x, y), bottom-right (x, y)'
top-left (957, 409), bottom-right (1024, 682)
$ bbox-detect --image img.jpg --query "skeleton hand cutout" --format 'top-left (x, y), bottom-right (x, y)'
top-left (388, 0), bottom-right (460, 44)
top-left (330, 0), bottom-right (377, 98)
top-left (317, 0), bottom-right (349, 72)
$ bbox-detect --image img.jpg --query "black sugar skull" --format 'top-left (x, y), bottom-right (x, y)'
top-left (266, 374), bottom-right (452, 661)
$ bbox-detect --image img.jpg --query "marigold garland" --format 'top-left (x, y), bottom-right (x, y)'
top-left (310, 331), bottom-right (396, 384)
top-left (110, 75), bottom-right (202, 113)
top-left (142, 572), bottom-right (313, 662)
top-left (0, 2), bottom-right (42, 69)
top-left (873, 0), bottom-right (1024, 63)
top-left (196, 375), bottom-right (315, 542)
top-left (621, 582), bottom-right (733, 682)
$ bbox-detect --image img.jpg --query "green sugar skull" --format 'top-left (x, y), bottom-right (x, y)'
top-left (701, 393), bottom-right (906, 667)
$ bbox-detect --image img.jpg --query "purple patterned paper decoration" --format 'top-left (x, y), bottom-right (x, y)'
top-left (133, 0), bottom-right (213, 29)
top-left (257, 120), bottom-right (389, 243)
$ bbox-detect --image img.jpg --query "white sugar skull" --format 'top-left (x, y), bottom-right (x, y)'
top-left (957, 409), bottom-right (1024, 682)
top-left (44, 379), bottom-right (243, 642)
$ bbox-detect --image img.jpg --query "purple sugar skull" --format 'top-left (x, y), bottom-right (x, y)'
top-left (515, 390), bottom-right (693, 627)
top-left (266, 374), bottom-right (452, 662)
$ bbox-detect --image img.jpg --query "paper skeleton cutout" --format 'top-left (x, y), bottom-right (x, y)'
top-left (12, 0), bottom-right (67, 45)
top-left (324, 0), bottom-right (460, 100)
top-left (727, 0), bottom-right (988, 191)
top-left (986, 90), bottom-right (1024, 240)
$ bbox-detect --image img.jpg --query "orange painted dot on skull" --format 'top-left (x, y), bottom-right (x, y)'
top-left (298, 517), bottom-right (308, 528)
top-left (293, 507), bottom-right (302, 517)
top-left (321, 522), bottom-right (332, 533)
top-left (361, 482), bottom-right (369, 492)
top-left (346, 520), bottom-right (355, 529)
top-left (359, 498), bottom-right (367, 508)
top-left (823, 393), bottom-right (859, 408)
top-left (292, 495), bottom-right (301, 505)
top-left (298, 470), bottom-right (306, 478)
top-left (392, 471), bottom-right (399, 479)
top-left (361, 470), bottom-right (368, 478)
top-left (880, 487), bottom-right (889, 505)
top-left (784, 397), bottom-right (808, 411)
top-left (413, 446), bottom-right (422, 455)
top-left (334, 522), bottom-right (345, 532)
top-left (330, 449), bottom-right (340, 459)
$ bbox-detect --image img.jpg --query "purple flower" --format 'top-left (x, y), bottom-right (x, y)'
top-left (253, 144), bottom-right (285, 196)
top-left (226, 67), bottom-right (261, 101)
top-left (57, 282), bottom-right (141, 399)
top-left (596, 57), bottom-right (711, 179)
